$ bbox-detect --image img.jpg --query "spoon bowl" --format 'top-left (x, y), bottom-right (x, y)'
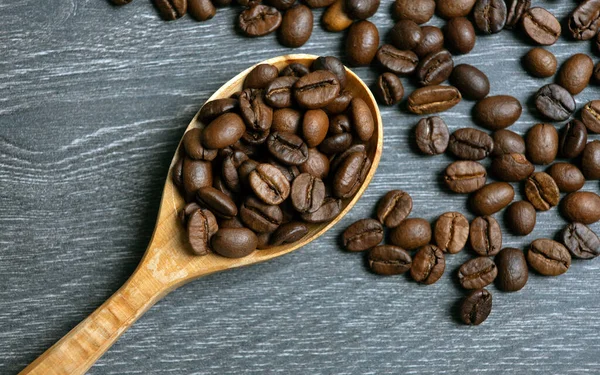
top-left (19, 54), bottom-right (382, 375)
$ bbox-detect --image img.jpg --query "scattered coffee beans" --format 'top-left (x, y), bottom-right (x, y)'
top-left (368, 245), bottom-right (412, 275)
top-left (526, 124), bottom-right (558, 165)
top-left (524, 172), bottom-right (560, 211)
top-left (470, 182), bottom-right (515, 216)
top-left (470, 216), bottom-right (502, 256)
top-left (491, 129), bottom-right (526, 157)
top-left (449, 64), bottom-right (490, 101)
top-left (411, 245), bottom-right (445, 284)
top-left (444, 17), bottom-right (476, 54)
top-left (473, 96), bottom-right (522, 130)
top-left (534, 84), bottom-right (576, 122)
top-left (523, 47), bottom-right (557, 78)
top-left (561, 223), bottom-right (600, 260)
top-left (527, 239), bottom-right (571, 276)
top-left (505, 201), bottom-right (536, 235)
top-left (495, 248), bottom-right (528, 292)
top-left (460, 289), bottom-right (492, 325)
top-left (415, 116), bottom-right (450, 155)
top-left (434, 212), bottom-right (469, 254)
top-left (390, 218), bottom-right (432, 251)
top-left (547, 163), bottom-right (585, 193)
top-left (561, 191), bottom-right (600, 224)
top-left (343, 218), bottom-right (383, 252)
top-left (458, 257), bottom-right (497, 289)
top-left (444, 161), bottom-right (487, 194)
top-left (557, 54), bottom-right (594, 95)
top-left (522, 7), bottom-right (561, 46)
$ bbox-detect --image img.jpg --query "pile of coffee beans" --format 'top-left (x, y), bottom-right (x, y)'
top-left (172, 57), bottom-right (376, 258)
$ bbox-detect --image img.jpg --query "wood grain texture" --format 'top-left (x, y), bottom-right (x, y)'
top-left (1, 1), bottom-right (600, 374)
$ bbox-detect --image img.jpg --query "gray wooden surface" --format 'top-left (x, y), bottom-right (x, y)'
top-left (1, 1), bottom-right (600, 374)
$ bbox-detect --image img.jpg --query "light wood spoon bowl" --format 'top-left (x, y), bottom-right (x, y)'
top-left (19, 54), bottom-right (383, 375)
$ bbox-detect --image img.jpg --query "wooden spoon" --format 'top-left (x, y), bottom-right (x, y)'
top-left (19, 54), bottom-right (383, 375)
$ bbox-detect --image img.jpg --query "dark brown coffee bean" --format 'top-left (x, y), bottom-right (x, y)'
top-left (182, 158), bottom-right (213, 202)
top-left (239, 5), bottom-right (283, 37)
top-left (546, 163), bottom-right (585, 193)
top-left (179, 202), bottom-right (201, 226)
top-left (415, 116), bottom-right (449, 155)
top-left (299, 148), bottom-right (330, 179)
top-left (270, 222), bottom-right (308, 246)
top-left (535, 84), bottom-right (576, 122)
top-left (153, 0), bottom-right (187, 20)
top-left (249, 163), bottom-right (290, 205)
top-left (505, 0), bottom-right (530, 29)
top-left (346, 20), bottom-right (380, 66)
top-left (188, 0), bottom-right (215, 21)
top-left (374, 73), bottom-right (404, 106)
top-left (434, 212), bottom-right (469, 254)
top-left (448, 128), bottom-right (494, 161)
top-left (183, 128), bottom-right (218, 161)
top-left (393, 0), bottom-right (435, 24)
top-left (244, 64), bottom-right (279, 90)
top-left (568, 0), bottom-right (600, 40)
top-left (319, 133), bottom-right (353, 155)
top-left (460, 289), bottom-right (492, 325)
top-left (291, 173), bottom-right (325, 213)
top-left (346, 0), bottom-right (379, 19)
top-left (474, 0), bottom-right (506, 34)
top-left (436, 0), bottom-right (476, 19)
top-left (303, 0), bottom-right (335, 7)
top-left (211, 228), bottom-right (258, 258)
top-left (471, 182), bottom-right (515, 216)
top-left (491, 129), bottom-right (526, 157)
top-left (217, 216), bottom-right (244, 229)
top-left (221, 151), bottom-right (248, 193)
top-left (279, 5), bottom-right (313, 48)
top-left (312, 56), bottom-right (347, 89)
top-left (490, 153), bottom-right (534, 182)
top-left (582, 101), bottom-right (600, 133)
top-left (302, 109), bottom-right (328, 147)
top-left (458, 257), bottom-right (497, 289)
top-left (202, 113), bottom-right (246, 150)
top-left (240, 89), bottom-right (273, 136)
top-left (582, 140), bottom-right (600, 180)
top-left (322, 0), bottom-right (353, 32)
top-left (562, 191), bottom-right (600, 224)
top-left (325, 90), bottom-right (353, 114)
top-left (329, 143), bottom-right (366, 171)
top-left (267, 132), bottom-right (309, 165)
top-left (444, 161), bottom-right (487, 193)
top-left (390, 20), bottom-right (423, 51)
top-left (449, 64), bottom-right (490, 101)
top-left (413, 26), bottom-right (445, 57)
top-left (505, 201), bottom-right (536, 235)
top-left (559, 120), bottom-right (588, 159)
top-left (416, 49), bottom-right (453, 86)
top-left (343, 219), bottom-right (383, 252)
top-left (390, 218), bottom-right (431, 251)
top-left (495, 247), bottom-right (528, 292)
top-left (523, 47), bottom-right (557, 78)
top-left (266, 0), bottom-right (296, 10)
top-left (557, 54), bottom-right (594, 95)
top-left (300, 197), bottom-right (342, 223)
top-left (280, 63), bottom-right (310, 79)
top-left (561, 223), bottom-right (600, 259)
top-left (196, 186), bottom-right (238, 219)
top-left (350, 98), bottom-right (375, 142)
top-left (212, 175), bottom-right (235, 202)
top-left (270, 158), bottom-right (301, 183)
top-left (187, 209), bottom-right (218, 256)
top-left (444, 17), bottom-right (476, 55)
top-left (368, 245), bottom-right (412, 275)
top-left (411, 245), bottom-right (445, 284)
top-left (522, 7), bottom-right (561, 46)
top-left (473, 96), bottom-right (522, 130)
top-left (407, 85), bottom-right (462, 114)
top-left (272, 108), bottom-right (302, 134)
top-left (332, 151), bottom-right (371, 198)
top-left (237, 159), bottom-right (259, 189)
top-left (294, 70), bottom-right (341, 109)
top-left (377, 190), bottom-right (412, 228)
top-left (526, 123), bottom-right (558, 165)
top-left (470, 216), bottom-right (502, 256)
top-left (240, 196), bottom-right (283, 233)
top-left (375, 44), bottom-right (419, 76)
top-left (525, 172), bottom-right (559, 211)
top-left (199, 98), bottom-right (239, 125)
top-left (264, 77), bottom-right (298, 109)
top-left (528, 239), bottom-right (571, 276)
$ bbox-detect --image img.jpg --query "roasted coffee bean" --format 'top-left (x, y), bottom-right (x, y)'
top-left (249, 163), bottom-right (291, 205)
top-left (291, 173), bottom-right (325, 213)
top-left (267, 0), bottom-right (296, 11)
top-left (460, 289), bottom-right (492, 325)
top-left (376, 44), bottom-right (419, 76)
top-left (187, 209), bottom-right (218, 256)
top-left (311, 56), bottom-right (347, 89)
top-left (182, 158), bottom-right (213, 202)
top-left (595, 62), bottom-right (600, 83)
top-left (568, 0), bottom-right (600, 40)
top-left (303, 0), bottom-right (335, 7)
top-left (436, 0), bottom-right (476, 19)
top-left (490, 153), bottom-right (533, 182)
top-left (211, 228), bottom-right (258, 258)
top-left (410, 245), bottom-right (445, 284)
top-left (413, 26), bottom-right (445, 57)
top-left (279, 5), bottom-right (313, 48)
top-left (196, 186), bottom-right (238, 219)
top-left (416, 49), bottom-right (453, 86)
top-left (240, 89), bottom-right (273, 136)
top-left (471, 182), bottom-right (514, 216)
top-left (325, 90), bottom-right (353, 114)
top-left (415, 116), bottom-right (449, 155)
top-left (374, 73), bottom-right (404, 106)
top-left (458, 257), bottom-right (497, 289)
top-left (505, 0), bottom-right (530, 29)
top-left (237, 159), bottom-right (259, 189)
top-left (582, 101), bottom-right (600, 133)
top-left (199, 98), bottom-right (239, 124)
top-left (559, 120), bottom-right (588, 158)
top-left (343, 219), bottom-right (383, 252)
top-left (393, 0), bottom-right (435, 24)
top-left (524, 172), bottom-right (560, 211)
top-left (270, 222), bottom-right (308, 246)
top-left (300, 197), bottom-right (342, 223)
top-left (473, 0), bottom-right (507, 34)
top-left (582, 140), bottom-right (600, 180)
top-left (449, 64), bottom-right (490, 101)
top-left (350, 98), bottom-right (375, 142)
top-left (328, 115), bottom-right (351, 135)
top-left (332, 151), bottom-right (371, 198)
top-left (547, 163), bottom-right (585, 193)
top-left (448, 128), bottom-right (494, 161)
top-left (528, 239), bottom-right (571, 276)
top-left (470, 216), bottom-right (502, 256)
top-left (390, 20), bottom-right (423, 51)
top-left (523, 47), bottom-right (557, 78)
top-left (526, 123), bottom-right (558, 165)
top-left (183, 128), bottom-right (218, 161)
top-left (213, 175), bottom-right (235, 201)
top-left (390, 218), bottom-right (431, 251)
top-left (505, 201), bottom-right (536, 235)
top-left (154, 0), bottom-right (187, 20)
top-left (561, 191), bottom-right (600, 224)
top-left (272, 108), bottom-right (302, 134)
top-left (473, 96), bottom-right (522, 130)
top-left (322, 0), bottom-right (353, 32)
top-left (319, 133), bottom-right (353, 154)
top-left (407, 85), bottom-right (462, 114)
top-left (557, 53), bottom-right (594, 95)
top-left (434, 212), bottom-right (469, 254)
top-left (294, 70), bottom-right (341, 109)
top-left (239, 5), bottom-right (283, 37)
top-left (299, 148), bottom-right (330, 179)
top-left (522, 7), bottom-right (561, 46)
top-left (495, 248), bottom-right (528, 291)
top-left (270, 158), bottom-right (301, 183)
top-left (281, 63), bottom-right (310, 78)
top-left (444, 161), bottom-right (487, 193)
top-left (377, 190), bottom-right (412, 228)
top-left (221, 151), bottom-right (248, 192)
top-left (202, 113), bottom-right (246, 149)
top-left (256, 232), bottom-right (273, 249)
top-left (491, 129), bottom-right (526, 157)
top-left (346, 0), bottom-right (379, 19)
top-left (188, 0), bottom-right (215, 21)
top-left (561, 223), bottom-right (600, 259)
top-left (240, 196), bottom-right (283, 233)
top-left (264, 77), bottom-right (298, 109)
top-left (346, 20), bottom-right (380, 66)
top-left (302, 109), bottom-right (329, 147)
top-left (329, 143), bottom-right (366, 171)
top-left (179, 202), bottom-right (201, 226)
top-left (444, 17), bottom-right (476, 55)
top-left (267, 132), bottom-right (309, 165)
top-left (368, 245), bottom-right (412, 275)
top-left (212, 0), bottom-right (231, 6)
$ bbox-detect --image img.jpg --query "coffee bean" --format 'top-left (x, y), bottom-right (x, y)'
top-left (350, 98), bottom-right (375, 142)
top-left (490, 153), bottom-right (534, 182)
top-left (393, 0), bottom-right (435, 24)
top-left (460, 289), bottom-right (492, 325)
top-left (270, 158), bottom-right (301, 183)
top-left (188, 0), bottom-right (215, 21)
top-left (329, 143), bottom-right (366, 171)
top-left (240, 89), bottom-right (273, 137)
top-left (595, 62), bottom-right (600, 83)
top-left (183, 128), bottom-right (218, 161)
top-left (279, 5), bottom-right (313, 48)
top-left (415, 116), bottom-right (449, 155)
top-left (267, 0), bottom-right (296, 10)
top-left (526, 123), bottom-right (558, 165)
top-left (470, 216), bottom-right (502, 256)
top-left (559, 120), bottom-right (588, 158)
top-left (522, 7), bottom-right (561, 46)
top-left (346, 0), bottom-right (379, 19)
top-left (491, 129), bottom-right (526, 157)
top-left (343, 219), bottom-right (383, 252)
top-left (473, 96), bottom-right (522, 130)
top-left (238, 159), bottom-right (259, 189)
top-left (319, 133), bottom-right (353, 155)
top-left (202, 113), bottom-right (246, 149)
top-left (311, 56), bottom-right (347, 89)
top-left (328, 115), bottom-right (351, 135)
top-left (272, 108), bottom-right (302, 134)
top-left (527, 239), bottom-right (571, 276)
top-left (294, 70), bottom-right (341, 109)
top-left (505, 0), bottom-right (530, 29)
top-left (416, 49), bottom-right (453, 86)
top-left (562, 223), bottom-right (600, 259)
top-left (240, 196), bottom-right (283, 233)
top-left (238, 5), bottom-right (282, 37)
top-left (182, 158), bottom-right (213, 202)
top-left (291, 173), bottom-right (325, 213)
top-left (495, 248), bottom-right (528, 292)
top-left (186, 208), bottom-right (218, 256)
top-left (213, 0), bottom-right (231, 6)
top-left (582, 101), bottom-right (600, 133)
top-left (199, 98), bottom-right (239, 124)
top-left (211, 228), bottom-right (258, 258)
top-left (374, 73), bottom-right (404, 106)
top-left (444, 161), bottom-right (487, 193)
top-left (458, 257), bottom-right (497, 289)
top-left (221, 150), bottom-right (248, 192)
top-left (368, 245), bottom-right (412, 275)
top-left (303, 0), bottom-right (335, 7)
top-left (582, 140), bottom-right (600, 180)
top-left (390, 218), bottom-right (431, 251)
top-left (375, 44), bottom-right (419, 76)
top-left (267, 132), bottom-right (309, 165)
top-left (376, 190), bottom-right (412, 228)
top-left (270, 221), bottom-right (308, 246)
top-left (547, 163), bottom-right (585, 193)
top-left (473, 0), bottom-right (507, 34)
top-left (249, 163), bottom-right (290, 205)
top-left (449, 64), bottom-right (490, 101)
top-left (568, 0), bottom-right (600, 40)
top-left (471, 182), bottom-right (515, 216)
top-left (561, 191), bottom-right (600, 224)
top-left (523, 47), bottom-right (557, 78)
top-left (213, 175), bottom-right (235, 202)
top-left (407, 85), bottom-right (462, 114)
top-left (300, 197), bottom-right (342, 223)
top-left (524, 172), bottom-right (560, 211)
top-left (325, 90), bottom-right (353, 114)
top-left (410, 245), bottom-right (445, 284)
top-left (505, 201), bottom-right (536, 235)
top-left (197, 186), bottom-right (238, 219)
top-left (346, 21), bottom-right (380, 66)
top-left (302, 109), bottom-right (329, 147)
top-left (322, 0), bottom-right (353, 32)
top-left (436, 0), bottom-right (476, 19)
top-left (332, 151), bottom-right (371, 198)
top-left (444, 17), bottom-right (476, 55)
top-left (153, 0), bottom-right (187, 20)
top-left (280, 63), bottom-right (310, 78)
top-left (413, 26), bottom-right (445, 57)
top-left (434, 212), bottom-right (469, 254)
top-left (299, 148), bottom-right (330, 179)
top-left (390, 20), bottom-right (422, 51)
top-left (264, 77), bottom-right (298, 109)
top-left (557, 54), bottom-right (594, 95)
top-left (448, 128), bottom-right (494, 160)
top-left (179, 202), bottom-right (201, 226)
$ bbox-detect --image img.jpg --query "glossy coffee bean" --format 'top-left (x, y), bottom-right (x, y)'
top-left (582, 101), bottom-right (600, 133)
top-left (221, 151), bottom-right (248, 192)
top-left (267, 0), bottom-right (297, 11)
top-left (374, 73), bottom-right (404, 106)
top-left (182, 158), bottom-right (213, 202)
top-left (460, 289), bottom-right (492, 325)
top-left (376, 44), bottom-right (419, 76)
top-left (416, 49), bottom-right (453, 86)
top-left (264, 76), bottom-right (298, 109)
top-left (561, 191), bottom-right (600, 224)
top-left (312, 56), bottom-right (348, 89)
top-left (188, 0), bottom-right (215, 21)
top-left (470, 182), bottom-right (515, 216)
top-left (495, 248), bottom-right (528, 292)
top-left (527, 239), bottom-right (571, 276)
top-left (300, 197), bottom-right (342, 223)
top-left (522, 7), bottom-right (561, 46)
top-left (559, 120), bottom-right (587, 159)
top-left (343, 218), bottom-right (384, 252)
top-left (535, 84), bottom-right (575, 122)
top-left (557, 54), bottom-right (594, 95)
top-left (240, 196), bottom-right (283, 233)
top-left (291, 173), bottom-right (325, 213)
top-left (249, 163), bottom-right (290, 205)
top-left (393, 0), bottom-right (435, 24)
top-left (280, 63), bottom-right (310, 78)
top-left (321, 0), bottom-right (353, 32)
top-left (444, 161), bottom-right (487, 193)
top-left (561, 223), bottom-right (600, 259)
top-left (448, 128), bottom-right (494, 161)
top-left (346, 20), bottom-right (379, 66)
top-left (279, 5), bottom-right (313, 48)
top-left (449, 64), bottom-right (490, 101)
top-left (473, 0), bottom-right (507, 34)
top-left (238, 5), bottom-right (283, 37)
top-left (299, 148), bottom-right (330, 179)
top-left (415, 116), bottom-right (449, 155)
top-left (179, 202), bottom-right (201, 226)
top-left (346, 0), bottom-right (380, 20)
top-left (294, 70), bottom-right (341, 109)
top-left (505, 201), bottom-right (536, 235)
top-left (568, 0), bottom-right (600, 40)
top-left (238, 159), bottom-right (263, 187)
top-left (319, 133), bottom-right (353, 154)
top-left (491, 129), bottom-right (526, 157)
top-left (199, 98), bottom-right (239, 124)
top-left (329, 144), bottom-right (366, 171)
top-left (407, 85), bottom-right (462, 114)
top-left (470, 216), bottom-right (502, 256)
top-left (524, 172), bottom-right (560, 211)
top-left (390, 20), bottom-right (423, 51)
top-left (154, 0), bottom-right (187, 20)
top-left (240, 89), bottom-right (273, 136)
top-left (434, 212), bottom-right (469, 254)
top-left (458, 257), bottom-right (497, 289)
top-left (187, 209), bottom-right (218, 256)
top-left (202, 113), bottom-right (246, 150)
top-left (328, 115), bottom-right (351, 135)
top-left (473, 96), bottom-right (522, 130)
top-left (414, 26), bottom-right (444, 58)
top-left (505, 0), bottom-right (530, 29)
top-left (376, 190), bottom-right (412, 228)
top-left (490, 153), bottom-right (533, 182)
top-left (410, 245), bottom-right (445, 284)
top-left (183, 128), bottom-right (218, 161)
top-left (270, 222), bottom-right (308, 246)
top-left (436, 0), bottom-right (476, 19)
top-left (547, 163), bottom-right (585, 193)
top-left (302, 109), bottom-right (329, 147)
top-left (390, 218), bottom-right (431, 251)
top-left (350, 98), bottom-right (375, 142)
top-left (325, 91), bottom-right (353, 115)
top-left (332, 151), bottom-right (371, 198)
top-left (272, 108), bottom-right (302, 134)
top-left (267, 132), bottom-right (309, 166)
top-left (303, 0), bottom-right (335, 7)
top-left (523, 47), bottom-right (557, 78)
top-left (211, 228), bottom-right (258, 258)
top-left (444, 17), bottom-right (476, 55)
top-left (526, 124), bottom-right (558, 165)
top-left (582, 140), bottom-right (600, 180)
top-left (196, 186), bottom-right (238, 219)
top-left (368, 245), bottom-right (412, 275)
